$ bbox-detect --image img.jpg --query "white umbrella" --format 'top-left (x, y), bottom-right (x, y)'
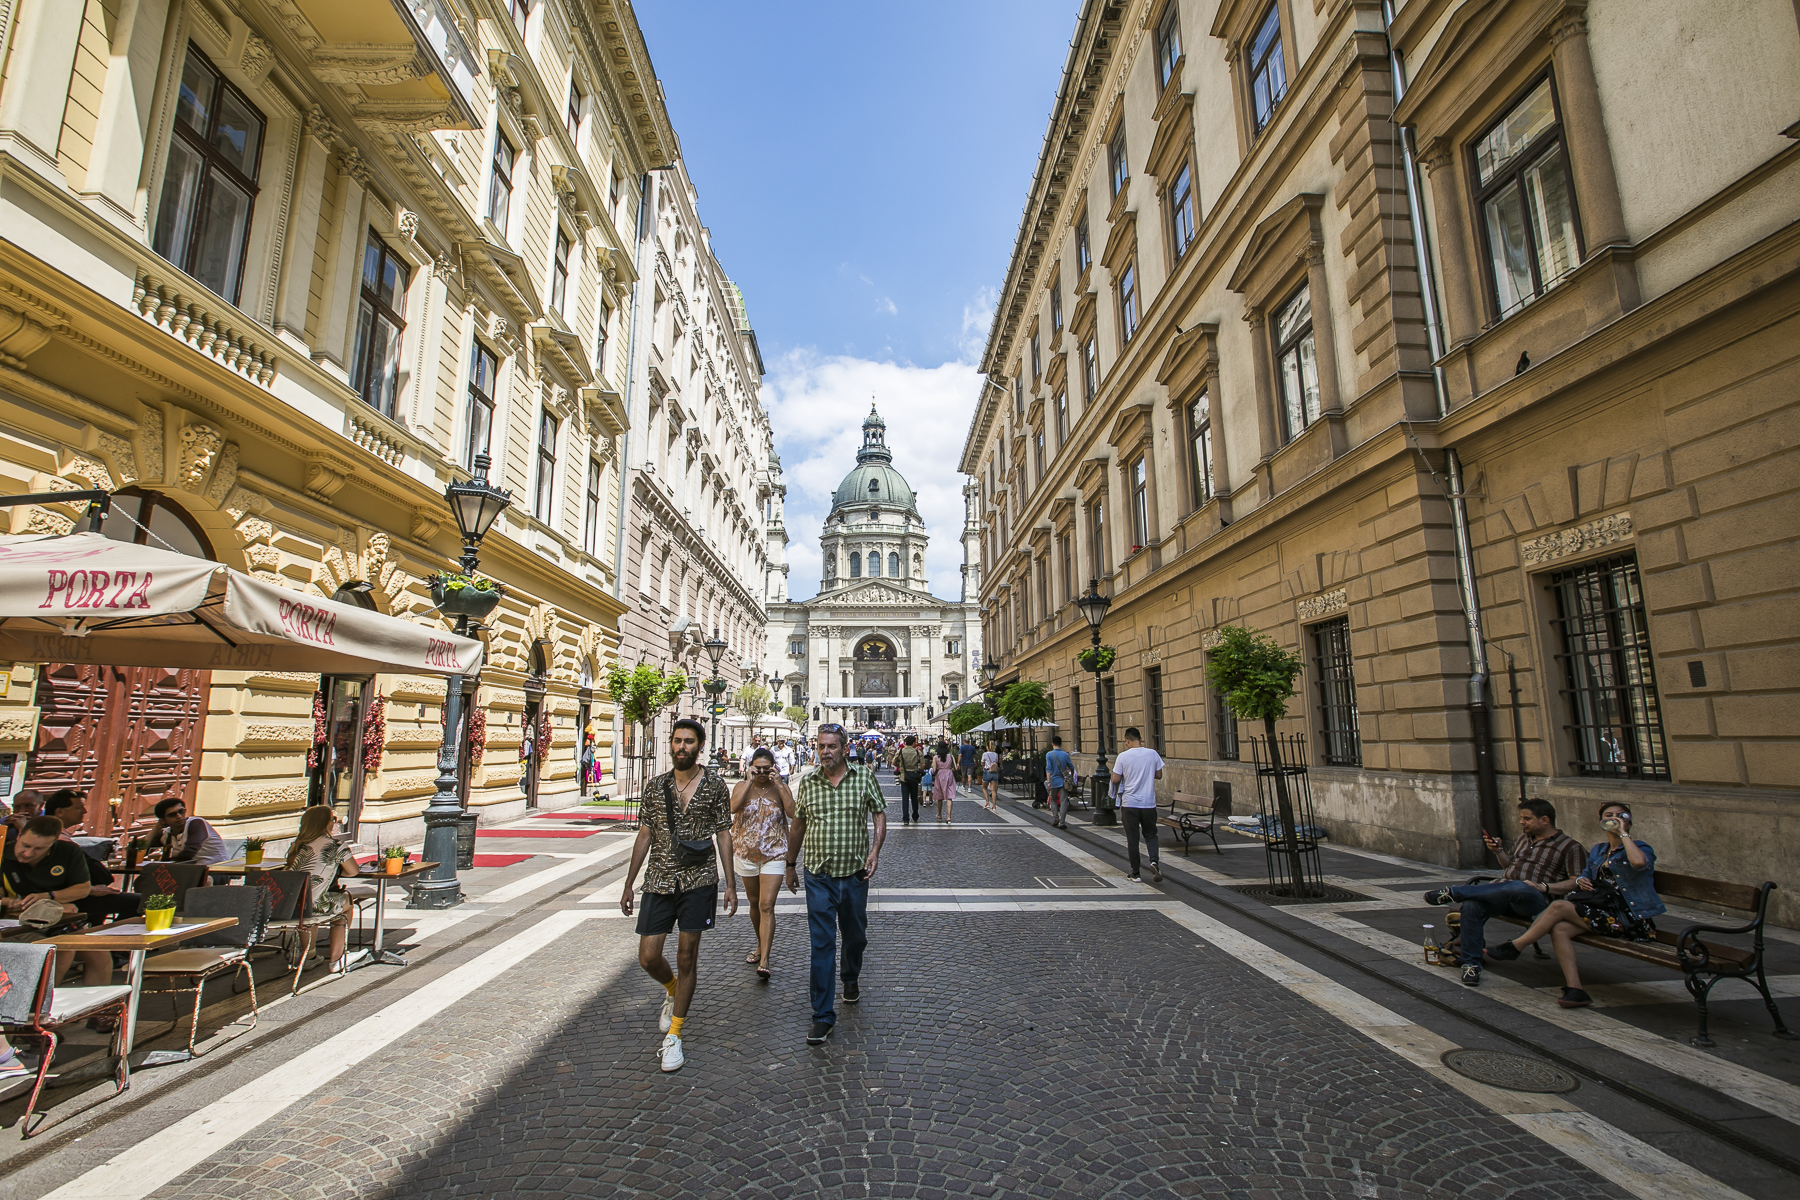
top-left (0, 532), bottom-right (483, 676)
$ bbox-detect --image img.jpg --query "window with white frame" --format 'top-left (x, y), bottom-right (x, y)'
top-left (1108, 124), bottom-right (1129, 199)
top-left (566, 79), bottom-right (582, 138)
top-left (582, 457), bottom-right (603, 554)
top-left (465, 341), bottom-right (496, 469)
top-left (596, 299), bottom-right (612, 367)
top-left (506, 0), bottom-right (530, 37)
top-left (1130, 457), bottom-right (1149, 550)
top-left (153, 44), bottom-right (265, 308)
top-left (534, 409), bottom-right (558, 521)
top-left (1275, 285), bottom-right (1320, 441)
top-left (1168, 161), bottom-right (1197, 260)
top-left (1249, 4), bottom-right (1287, 134)
top-left (351, 233), bottom-right (409, 416)
top-left (1473, 77), bottom-right (1580, 319)
top-left (488, 134), bottom-right (516, 235)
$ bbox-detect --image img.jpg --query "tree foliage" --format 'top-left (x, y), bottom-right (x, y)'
top-left (732, 683), bottom-right (772, 721)
top-left (1203, 625), bottom-right (1304, 722)
top-left (783, 705), bottom-right (807, 725)
top-left (998, 680), bottom-right (1054, 726)
top-left (605, 663), bottom-right (688, 727)
top-left (946, 701), bottom-right (992, 736)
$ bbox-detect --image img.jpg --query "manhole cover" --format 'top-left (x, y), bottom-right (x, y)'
top-left (1035, 876), bottom-right (1109, 888)
top-left (1227, 883), bottom-right (1366, 906)
top-left (1439, 1049), bottom-right (1580, 1094)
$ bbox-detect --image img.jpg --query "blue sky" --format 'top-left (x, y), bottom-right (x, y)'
top-left (636, 1), bottom-right (1076, 599)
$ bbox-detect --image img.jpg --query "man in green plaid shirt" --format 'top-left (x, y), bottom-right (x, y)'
top-left (784, 724), bottom-right (886, 1045)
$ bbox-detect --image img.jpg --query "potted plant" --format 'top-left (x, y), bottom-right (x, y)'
top-left (143, 893), bottom-right (176, 932)
top-left (428, 570), bottom-right (505, 619)
top-left (1075, 644), bottom-right (1116, 674)
top-left (243, 836), bottom-right (266, 866)
top-left (1204, 624), bottom-right (1310, 895)
top-left (382, 846), bottom-right (407, 875)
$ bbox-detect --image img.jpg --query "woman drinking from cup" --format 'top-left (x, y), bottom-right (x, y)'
top-left (730, 747), bottom-right (794, 979)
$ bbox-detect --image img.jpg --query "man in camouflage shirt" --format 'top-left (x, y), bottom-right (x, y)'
top-left (621, 718), bottom-right (738, 1072)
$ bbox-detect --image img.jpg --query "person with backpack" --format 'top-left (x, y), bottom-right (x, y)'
top-left (895, 735), bottom-right (927, 825)
top-left (1044, 737), bottom-right (1076, 829)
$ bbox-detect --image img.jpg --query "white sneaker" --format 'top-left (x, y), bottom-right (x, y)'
top-left (659, 989), bottom-right (675, 1033)
top-left (659, 1034), bottom-right (685, 1072)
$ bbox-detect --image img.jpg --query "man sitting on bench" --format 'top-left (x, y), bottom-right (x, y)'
top-left (1422, 799), bottom-right (1584, 988)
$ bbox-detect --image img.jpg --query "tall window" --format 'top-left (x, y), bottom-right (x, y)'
top-left (533, 410), bottom-right (559, 521)
top-left (1075, 210), bottom-right (1091, 275)
top-left (1548, 555), bottom-right (1668, 779)
top-left (1050, 283), bottom-right (1063, 334)
top-left (1030, 333), bottom-right (1042, 380)
top-left (488, 134), bottom-right (516, 234)
top-left (869, 550), bottom-right (882, 577)
top-left (948, 683), bottom-right (959, 701)
top-left (1090, 499), bottom-right (1108, 577)
top-left (351, 234), bottom-right (408, 416)
top-left (1313, 617), bottom-right (1361, 767)
top-left (1187, 395), bottom-right (1214, 506)
top-left (1118, 262), bottom-right (1139, 343)
top-left (465, 342), bottom-right (496, 468)
top-left (946, 637), bottom-right (961, 656)
top-left (1108, 125), bottom-right (1129, 198)
top-left (566, 79), bottom-right (582, 138)
top-left (506, 0), bottom-right (530, 36)
top-left (1474, 77), bottom-right (1579, 319)
top-left (582, 457), bottom-right (603, 554)
top-left (1249, 4), bottom-right (1288, 134)
top-left (1054, 388), bottom-right (1069, 445)
top-left (789, 636), bottom-right (806, 655)
top-left (1034, 430), bottom-right (1045, 483)
top-left (550, 228), bottom-right (571, 314)
top-left (1155, 3), bottom-right (1183, 90)
top-left (1081, 336), bottom-right (1098, 401)
top-left (1169, 162), bottom-right (1197, 260)
top-left (1146, 667), bottom-right (1165, 752)
top-left (1275, 285), bottom-right (1320, 440)
top-left (597, 299), bottom-right (612, 367)
top-left (153, 45), bottom-right (265, 307)
top-left (1014, 373), bottom-right (1025, 415)
top-left (1071, 687), bottom-right (1083, 752)
top-left (889, 551), bottom-right (901, 578)
top-left (1130, 457), bottom-right (1149, 550)
top-left (849, 551), bottom-right (861, 578)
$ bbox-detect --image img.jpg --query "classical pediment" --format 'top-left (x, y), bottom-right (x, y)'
top-left (817, 583), bottom-right (922, 607)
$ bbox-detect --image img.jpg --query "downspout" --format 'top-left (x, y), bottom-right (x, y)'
top-left (611, 171), bottom-right (654, 600)
top-left (1446, 448), bottom-right (1502, 857)
top-left (1382, 0), bottom-right (1448, 418)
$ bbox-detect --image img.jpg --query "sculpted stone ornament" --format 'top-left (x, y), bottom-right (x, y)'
top-left (1521, 513), bottom-right (1633, 565)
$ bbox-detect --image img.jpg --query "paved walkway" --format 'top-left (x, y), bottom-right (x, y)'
top-left (2, 775), bottom-right (1796, 1199)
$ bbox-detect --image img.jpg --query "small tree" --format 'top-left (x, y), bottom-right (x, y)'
top-left (732, 683), bottom-right (772, 738)
top-left (1204, 625), bottom-right (1310, 895)
top-left (783, 704), bottom-right (807, 729)
top-left (605, 662), bottom-right (689, 802)
top-left (999, 681), bottom-right (1055, 790)
top-left (946, 701), bottom-right (992, 737)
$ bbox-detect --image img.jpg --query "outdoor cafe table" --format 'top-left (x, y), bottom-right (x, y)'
top-left (344, 861), bottom-right (437, 973)
top-left (42, 916), bottom-right (237, 1070)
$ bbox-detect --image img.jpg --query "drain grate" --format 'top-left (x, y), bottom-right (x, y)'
top-left (1440, 1049), bottom-right (1580, 1094)
top-left (1227, 883), bottom-right (1366, 906)
top-left (1035, 876), bottom-right (1110, 888)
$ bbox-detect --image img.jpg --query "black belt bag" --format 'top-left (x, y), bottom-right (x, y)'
top-left (662, 777), bottom-right (714, 870)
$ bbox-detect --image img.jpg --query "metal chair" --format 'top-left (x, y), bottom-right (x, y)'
top-left (139, 885), bottom-right (269, 1056)
top-left (0, 942), bottom-right (133, 1137)
top-left (246, 868), bottom-right (334, 994)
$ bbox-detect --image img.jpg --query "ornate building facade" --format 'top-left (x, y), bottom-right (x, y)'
top-left (765, 406), bottom-right (982, 731)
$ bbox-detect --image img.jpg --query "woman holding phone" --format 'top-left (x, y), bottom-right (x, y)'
top-left (731, 746), bottom-right (795, 979)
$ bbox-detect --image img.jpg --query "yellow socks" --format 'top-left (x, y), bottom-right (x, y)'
top-left (663, 979), bottom-right (676, 997)
top-left (668, 1016), bottom-right (685, 1038)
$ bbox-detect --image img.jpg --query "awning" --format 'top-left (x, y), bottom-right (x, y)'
top-left (0, 532), bottom-right (483, 675)
top-left (819, 697), bottom-right (925, 708)
top-left (966, 717), bottom-right (1058, 733)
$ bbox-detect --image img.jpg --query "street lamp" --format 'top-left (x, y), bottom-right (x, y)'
top-left (938, 689), bottom-right (949, 738)
top-left (702, 628), bottom-right (728, 768)
top-left (415, 454), bottom-right (513, 909)
top-left (1074, 577), bottom-right (1116, 826)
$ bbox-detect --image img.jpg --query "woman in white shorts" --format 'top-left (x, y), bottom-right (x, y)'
top-left (730, 747), bottom-right (794, 979)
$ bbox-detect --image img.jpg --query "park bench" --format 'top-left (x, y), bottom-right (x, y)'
top-left (1159, 783), bottom-right (1231, 854)
top-left (1490, 871), bottom-right (1793, 1048)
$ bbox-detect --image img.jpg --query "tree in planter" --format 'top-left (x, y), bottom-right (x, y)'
top-left (605, 663), bottom-right (689, 802)
top-left (1203, 625), bottom-right (1312, 896)
top-left (998, 681), bottom-right (1054, 799)
top-left (731, 683), bottom-right (772, 740)
top-left (946, 701), bottom-right (992, 738)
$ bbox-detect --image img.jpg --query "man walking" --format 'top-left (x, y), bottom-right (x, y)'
top-left (620, 718), bottom-right (738, 1072)
top-left (895, 735), bottom-right (927, 825)
top-left (773, 738), bottom-right (795, 783)
top-left (1422, 799), bottom-right (1585, 986)
top-left (1044, 736), bottom-right (1075, 829)
top-left (785, 723), bottom-right (886, 1046)
top-left (958, 737), bottom-right (977, 796)
top-left (1110, 727), bottom-right (1165, 883)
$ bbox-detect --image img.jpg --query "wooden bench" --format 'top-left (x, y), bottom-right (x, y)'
top-left (1489, 871), bottom-right (1794, 1048)
top-left (1159, 785), bottom-right (1231, 855)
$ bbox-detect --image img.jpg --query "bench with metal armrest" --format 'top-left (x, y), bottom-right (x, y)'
top-left (1158, 785), bottom-right (1231, 855)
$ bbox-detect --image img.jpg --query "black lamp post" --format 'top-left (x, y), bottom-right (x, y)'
top-left (1075, 577), bottom-right (1116, 826)
top-left (414, 454), bottom-right (513, 909)
top-left (938, 689), bottom-right (949, 738)
top-left (702, 628), bottom-right (728, 768)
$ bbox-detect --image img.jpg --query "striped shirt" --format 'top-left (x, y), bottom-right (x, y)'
top-left (793, 764), bottom-right (886, 878)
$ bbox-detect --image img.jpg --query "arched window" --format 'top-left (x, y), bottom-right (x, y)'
top-left (104, 488), bottom-right (214, 560)
top-left (868, 551), bottom-right (880, 577)
top-left (849, 552), bottom-right (861, 578)
top-left (889, 552), bottom-right (900, 577)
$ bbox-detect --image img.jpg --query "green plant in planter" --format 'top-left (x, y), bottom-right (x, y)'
top-left (1075, 644), bottom-right (1116, 674)
top-left (428, 571), bottom-right (504, 618)
top-left (382, 846), bottom-right (406, 859)
top-left (428, 571), bottom-right (499, 593)
top-left (243, 837), bottom-right (266, 851)
top-left (142, 893), bottom-right (175, 910)
top-left (1204, 624), bottom-right (1311, 895)
top-left (946, 701), bottom-right (992, 736)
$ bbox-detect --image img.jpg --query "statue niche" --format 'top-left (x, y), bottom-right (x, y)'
top-left (854, 633), bottom-right (898, 698)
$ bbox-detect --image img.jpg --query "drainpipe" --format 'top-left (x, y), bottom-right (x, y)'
top-left (611, 171), bottom-right (654, 599)
top-left (1446, 448), bottom-right (1501, 858)
top-left (1382, 0), bottom-right (1449, 418)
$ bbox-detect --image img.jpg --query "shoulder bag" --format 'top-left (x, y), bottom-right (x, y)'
top-left (662, 775), bottom-right (715, 870)
top-left (1569, 865), bottom-right (1655, 941)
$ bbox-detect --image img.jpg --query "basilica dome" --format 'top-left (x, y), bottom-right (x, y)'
top-left (829, 404), bottom-right (919, 517)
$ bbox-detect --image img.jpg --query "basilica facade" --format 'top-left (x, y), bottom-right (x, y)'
top-left (764, 406), bottom-right (982, 731)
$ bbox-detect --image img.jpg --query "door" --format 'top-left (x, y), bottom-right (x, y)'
top-left (522, 699), bottom-right (543, 810)
top-left (318, 677), bottom-right (370, 837)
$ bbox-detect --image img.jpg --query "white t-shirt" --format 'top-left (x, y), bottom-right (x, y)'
top-left (773, 745), bottom-right (794, 776)
top-left (1111, 746), bottom-right (1165, 808)
top-left (981, 750), bottom-right (999, 773)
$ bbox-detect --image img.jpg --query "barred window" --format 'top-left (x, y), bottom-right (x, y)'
top-left (1312, 617), bottom-right (1360, 766)
top-left (1071, 686), bottom-right (1083, 753)
top-left (1208, 662), bottom-right (1239, 762)
top-left (1548, 555), bottom-right (1668, 779)
top-left (1146, 667), bottom-right (1165, 753)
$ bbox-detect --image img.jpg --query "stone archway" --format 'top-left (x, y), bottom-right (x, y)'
top-left (853, 633), bottom-right (899, 702)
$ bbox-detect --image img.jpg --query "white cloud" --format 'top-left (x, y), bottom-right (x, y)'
top-left (876, 296), bottom-right (898, 316)
top-left (959, 286), bottom-right (998, 362)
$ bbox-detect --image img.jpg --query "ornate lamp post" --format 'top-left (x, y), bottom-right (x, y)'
top-left (1074, 577), bottom-right (1116, 826)
top-left (414, 454), bottom-right (513, 909)
top-left (702, 628), bottom-right (728, 768)
top-left (938, 689), bottom-right (949, 738)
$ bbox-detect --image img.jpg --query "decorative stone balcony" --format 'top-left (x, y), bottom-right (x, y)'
top-left (131, 271), bottom-right (278, 386)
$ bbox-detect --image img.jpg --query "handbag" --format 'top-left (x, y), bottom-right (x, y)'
top-left (19, 897), bottom-right (70, 930)
top-left (1569, 866), bottom-right (1655, 941)
top-left (661, 775), bottom-right (714, 871)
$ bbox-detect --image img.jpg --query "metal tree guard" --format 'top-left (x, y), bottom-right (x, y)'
top-left (1250, 733), bottom-right (1325, 899)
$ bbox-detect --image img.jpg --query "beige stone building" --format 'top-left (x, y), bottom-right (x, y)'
top-left (962, 0), bottom-right (1800, 917)
top-left (0, 0), bottom-right (677, 843)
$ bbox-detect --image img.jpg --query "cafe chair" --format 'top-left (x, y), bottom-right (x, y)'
top-left (246, 868), bottom-right (333, 995)
top-left (0, 942), bottom-right (133, 1138)
top-left (131, 861), bottom-right (207, 910)
top-left (340, 843), bottom-right (380, 947)
top-left (139, 886), bottom-right (269, 1057)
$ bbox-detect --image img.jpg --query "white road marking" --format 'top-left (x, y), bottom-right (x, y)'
top-left (476, 839), bottom-right (637, 905)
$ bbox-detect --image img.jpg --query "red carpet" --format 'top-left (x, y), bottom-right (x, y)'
top-left (474, 828), bottom-right (600, 838)
top-left (527, 811), bottom-right (633, 821)
top-left (471, 853), bottom-right (534, 868)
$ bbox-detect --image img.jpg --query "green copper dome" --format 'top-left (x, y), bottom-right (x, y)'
top-left (830, 402), bottom-right (918, 515)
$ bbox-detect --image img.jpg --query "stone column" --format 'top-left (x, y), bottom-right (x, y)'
top-left (1206, 360), bottom-right (1233, 523)
top-left (274, 107), bottom-right (339, 344)
top-left (1164, 395), bottom-right (1193, 521)
top-left (1548, 6), bottom-right (1628, 251)
top-left (0, 0), bottom-right (87, 164)
top-left (1421, 142), bottom-right (1482, 347)
top-left (1139, 430), bottom-right (1162, 553)
top-left (1245, 306), bottom-right (1279, 498)
top-left (1304, 243), bottom-right (1343, 415)
top-left (315, 148), bottom-right (372, 372)
top-left (82, 0), bottom-right (172, 214)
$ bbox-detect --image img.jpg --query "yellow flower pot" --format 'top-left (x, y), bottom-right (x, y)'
top-left (245, 849), bottom-right (264, 865)
top-left (385, 858), bottom-right (403, 875)
top-left (144, 907), bottom-right (175, 932)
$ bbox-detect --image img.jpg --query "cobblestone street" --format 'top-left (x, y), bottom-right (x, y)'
top-left (4, 781), bottom-right (1797, 1200)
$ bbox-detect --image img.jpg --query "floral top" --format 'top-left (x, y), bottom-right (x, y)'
top-left (641, 769), bottom-right (733, 894)
top-left (731, 783), bottom-right (789, 864)
top-left (289, 834), bottom-right (350, 916)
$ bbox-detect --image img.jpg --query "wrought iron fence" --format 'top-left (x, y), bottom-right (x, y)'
top-left (1249, 733), bottom-right (1325, 899)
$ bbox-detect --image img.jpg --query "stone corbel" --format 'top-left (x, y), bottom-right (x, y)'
top-left (304, 454), bottom-right (351, 501)
top-left (410, 507), bottom-right (441, 542)
top-left (0, 304), bottom-right (55, 367)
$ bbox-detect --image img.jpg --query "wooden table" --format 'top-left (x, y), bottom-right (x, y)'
top-left (43, 916), bottom-right (238, 1072)
top-left (344, 861), bottom-right (437, 973)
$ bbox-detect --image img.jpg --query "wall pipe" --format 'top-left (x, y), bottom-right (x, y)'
top-left (1382, 0), bottom-right (1449, 417)
top-left (1446, 449), bottom-right (1502, 855)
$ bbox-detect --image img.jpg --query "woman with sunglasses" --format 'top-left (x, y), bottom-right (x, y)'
top-left (1487, 800), bottom-right (1663, 1007)
top-left (731, 746), bottom-right (795, 979)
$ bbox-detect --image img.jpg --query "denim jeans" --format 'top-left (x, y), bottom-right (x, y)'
top-left (1121, 807), bottom-right (1159, 876)
top-left (897, 778), bottom-right (921, 822)
top-left (805, 870), bottom-right (869, 1026)
top-left (1453, 880), bottom-right (1549, 966)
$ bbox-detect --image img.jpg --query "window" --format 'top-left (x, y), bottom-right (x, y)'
top-left (1130, 457), bottom-right (1149, 550)
top-left (1312, 617), bottom-right (1361, 767)
top-left (1187, 395), bottom-right (1214, 506)
top-left (1059, 533), bottom-right (1073, 603)
top-left (1034, 429), bottom-right (1045, 483)
top-left (1104, 678), bottom-right (1117, 752)
top-left (506, 0), bottom-right (530, 36)
top-left (1146, 667), bottom-right (1165, 752)
top-left (1209, 664), bottom-right (1240, 761)
top-left (533, 410), bottom-right (559, 521)
top-left (1071, 687), bottom-right (1083, 753)
top-left (488, 134), bottom-right (516, 234)
top-left (596, 299), bottom-right (611, 367)
top-left (351, 233), bottom-right (409, 416)
top-left (1548, 554), bottom-right (1668, 779)
top-left (872, 550), bottom-right (885, 578)
top-left (946, 637), bottom-right (962, 656)
top-left (791, 685), bottom-right (802, 708)
top-left (582, 457), bottom-right (603, 554)
top-left (948, 683), bottom-right (960, 702)
top-left (1081, 337), bottom-right (1098, 401)
top-left (152, 45), bottom-right (265, 308)
top-left (1155, 3), bottom-right (1183, 91)
top-left (1090, 499), bottom-right (1109, 577)
top-left (889, 551), bottom-right (901, 578)
top-left (1249, 4), bottom-right (1288, 134)
top-left (1169, 162), bottom-right (1197, 260)
top-left (1108, 124), bottom-right (1129, 199)
top-left (566, 79), bottom-right (582, 138)
top-left (1473, 77), bottom-right (1579, 319)
top-left (1275, 285), bottom-right (1320, 440)
top-left (549, 228), bottom-right (571, 315)
top-left (849, 551), bottom-right (862, 578)
top-left (465, 341), bottom-right (496, 469)
top-left (1030, 333), bottom-right (1042, 381)
top-left (1076, 210), bottom-right (1091, 276)
top-left (1050, 283), bottom-right (1063, 334)
top-left (1054, 388), bottom-right (1069, 445)
top-left (789, 636), bottom-right (806, 656)
top-left (1118, 262), bottom-right (1139, 343)
top-left (1014, 373), bottom-right (1025, 415)
top-left (609, 170), bottom-right (622, 216)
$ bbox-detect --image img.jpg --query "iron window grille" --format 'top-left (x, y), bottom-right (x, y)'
top-left (1275, 284), bottom-right (1321, 441)
top-left (1147, 667), bottom-right (1166, 752)
top-left (1209, 670), bottom-right (1240, 761)
top-left (1082, 337), bottom-right (1098, 401)
top-left (1119, 262), bottom-right (1139, 343)
top-left (1169, 162), bottom-right (1197, 260)
top-left (1249, 4), bottom-right (1288, 134)
top-left (1548, 554), bottom-right (1669, 780)
top-left (465, 342), bottom-right (497, 469)
top-left (551, 228), bottom-right (571, 314)
top-left (351, 233), bottom-right (409, 416)
top-left (534, 409), bottom-right (558, 522)
top-left (1472, 75), bottom-right (1581, 320)
top-left (1312, 617), bottom-right (1361, 766)
top-left (488, 134), bottom-right (515, 234)
top-left (152, 44), bottom-right (265, 308)
top-left (1130, 457), bottom-right (1150, 549)
top-left (1156, 3), bottom-right (1182, 91)
top-left (1187, 396), bottom-right (1214, 507)
top-left (1109, 125), bottom-right (1129, 198)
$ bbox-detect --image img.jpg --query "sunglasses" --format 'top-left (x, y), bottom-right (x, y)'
top-left (817, 724), bottom-right (846, 735)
